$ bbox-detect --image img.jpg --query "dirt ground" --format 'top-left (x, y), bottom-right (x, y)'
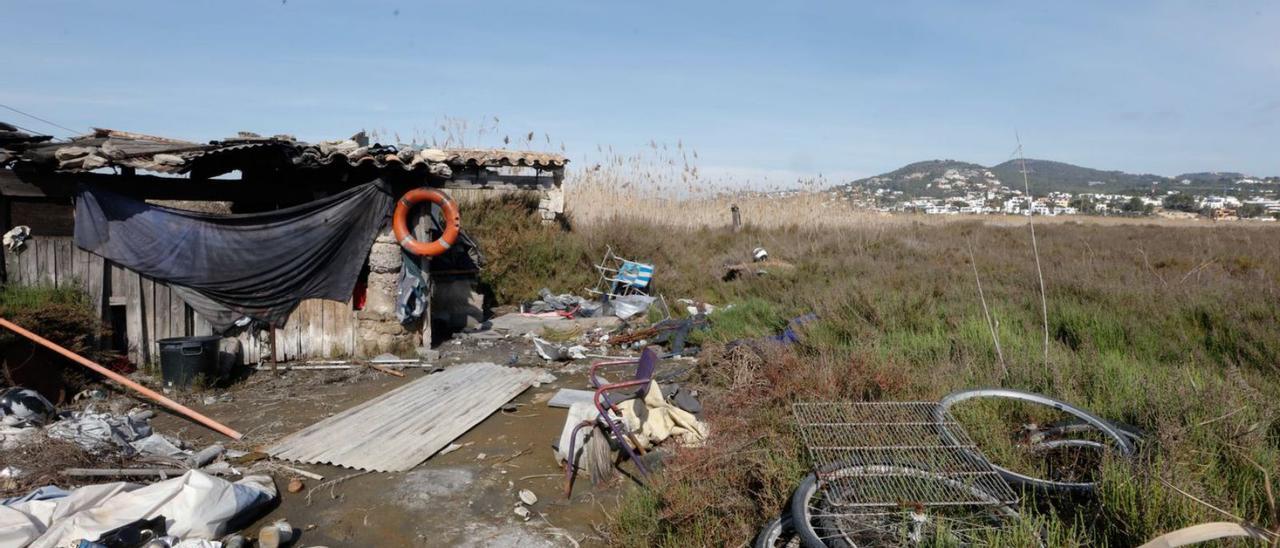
top-left (137, 329), bottom-right (675, 547)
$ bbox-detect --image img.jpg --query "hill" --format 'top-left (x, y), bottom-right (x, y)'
top-left (841, 158), bottom-right (1276, 199)
top-left (845, 159), bottom-right (998, 198)
top-left (989, 159), bottom-right (1167, 194)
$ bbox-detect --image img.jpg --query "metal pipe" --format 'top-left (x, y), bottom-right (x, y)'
top-left (0, 317), bottom-right (243, 440)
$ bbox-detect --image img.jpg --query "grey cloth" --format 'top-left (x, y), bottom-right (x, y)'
top-left (395, 250), bottom-right (428, 324)
top-left (75, 181), bottom-right (394, 332)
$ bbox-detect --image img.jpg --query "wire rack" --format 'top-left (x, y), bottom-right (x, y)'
top-left (794, 402), bottom-right (1018, 508)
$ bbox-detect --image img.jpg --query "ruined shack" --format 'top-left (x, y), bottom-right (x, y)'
top-left (0, 123), bottom-right (567, 365)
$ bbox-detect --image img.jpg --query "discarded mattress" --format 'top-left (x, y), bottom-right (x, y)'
top-left (74, 180), bottom-right (394, 331)
top-left (266, 362), bottom-right (542, 472)
top-left (0, 471), bottom-right (275, 548)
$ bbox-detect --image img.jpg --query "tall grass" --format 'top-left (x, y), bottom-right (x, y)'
top-left (465, 196), bottom-right (1280, 546)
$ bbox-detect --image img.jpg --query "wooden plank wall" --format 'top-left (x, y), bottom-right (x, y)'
top-left (3, 236), bottom-right (359, 365)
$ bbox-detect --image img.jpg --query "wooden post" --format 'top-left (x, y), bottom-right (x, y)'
top-left (269, 326), bottom-right (279, 375)
top-left (0, 196), bottom-right (10, 283)
top-left (731, 204), bottom-right (742, 232)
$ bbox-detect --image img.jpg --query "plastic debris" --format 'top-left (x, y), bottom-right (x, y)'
top-left (0, 387), bottom-right (55, 428)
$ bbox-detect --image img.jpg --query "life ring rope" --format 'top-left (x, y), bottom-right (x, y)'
top-left (392, 188), bottom-right (461, 257)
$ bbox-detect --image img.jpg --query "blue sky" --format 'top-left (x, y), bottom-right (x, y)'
top-left (2, 1), bottom-right (1276, 185)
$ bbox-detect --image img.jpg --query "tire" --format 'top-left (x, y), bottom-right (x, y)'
top-left (935, 388), bottom-right (1135, 494)
top-left (754, 514), bottom-right (800, 548)
top-left (790, 465), bottom-right (1020, 548)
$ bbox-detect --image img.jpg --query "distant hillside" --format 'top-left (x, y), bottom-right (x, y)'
top-left (841, 158), bottom-right (1275, 199)
top-left (989, 159), bottom-right (1167, 194)
top-left (1174, 172), bottom-right (1247, 184)
top-left (847, 159), bottom-right (997, 198)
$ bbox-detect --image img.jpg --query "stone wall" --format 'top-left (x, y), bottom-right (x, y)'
top-left (356, 228), bottom-right (427, 357)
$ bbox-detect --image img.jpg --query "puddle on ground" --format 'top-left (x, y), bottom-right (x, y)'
top-left (150, 337), bottom-right (629, 547)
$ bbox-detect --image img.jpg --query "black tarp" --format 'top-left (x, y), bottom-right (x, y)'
top-left (75, 180), bottom-right (394, 332)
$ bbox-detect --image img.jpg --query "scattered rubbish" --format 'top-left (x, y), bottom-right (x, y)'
top-left (485, 314), bottom-right (622, 337)
top-left (660, 384), bottom-right (703, 415)
top-left (201, 394), bottom-right (233, 405)
top-left (189, 445), bottom-right (226, 468)
top-left (3, 224), bottom-right (30, 251)
top-left (513, 506), bottom-right (531, 521)
top-left (0, 387), bottom-right (55, 427)
top-left (287, 477), bottom-right (305, 493)
top-left (1, 486), bottom-right (69, 506)
top-left (1137, 521), bottom-right (1273, 547)
top-left (547, 389), bottom-right (594, 409)
top-left (609, 294), bottom-right (656, 319)
top-left (588, 246), bottom-right (655, 304)
top-left (935, 388), bottom-right (1138, 494)
top-left (266, 363), bottom-right (542, 472)
top-left (61, 468), bottom-right (231, 478)
top-left (1, 466), bottom-right (21, 491)
top-left (554, 402), bottom-right (597, 465)
top-left (476, 453), bottom-right (487, 461)
top-left (73, 389), bottom-right (108, 402)
top-left (273, 463), bottom-right (323, 481)
top-left (518, 489), bottom-right (538, 505)
top-left (531, 370), bottom-right (556, 387)
top-left (251, 362), bottom-right (435, 372)
top-left (789, 402), bottom-right (1019, 546)
top-left (522, 288), bottom-right (601, 317)
top-left (256, 520), bottom-right (295, 548)
top-left (617, 380), bottom-right (708, 449)
top-left (726, 313), bottom-right (817, 351)
top-left (563, 348), bottom-right (663, 496)
top-left (370, 353), bottom-right (419, 364)
top-left (439, 443), bottom-right (465, 455)
top-left (532, 338), bottom-right (589, 361)
top-left (94, 515), bottom-right (168, 548)
top-left (48, 408), bottom-right (188, 458)
top-left (0, 318), bottom-right (244, 440)
top-left (0, 471), bottom-right (277, 547)
top-left (364, 362), bottom-right (406, 377)
top-left (722, 251), bottom-right (797, 281)
top-left (675, 298), bottom-right (716, 316)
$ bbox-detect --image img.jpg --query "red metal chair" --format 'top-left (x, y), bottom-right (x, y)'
top-left (563, 346), bottom-right (660, 496)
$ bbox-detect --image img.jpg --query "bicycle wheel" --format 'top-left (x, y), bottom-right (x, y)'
top-left (755, 514), bottom-right (802, 548)
top-left (935, 389), bottom-right (1135, 494)
top-left (790, 465), bottom-right (1020, 547)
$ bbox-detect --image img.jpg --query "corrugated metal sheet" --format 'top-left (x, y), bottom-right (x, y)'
top-left (265, 362), bottom-right (541, 472)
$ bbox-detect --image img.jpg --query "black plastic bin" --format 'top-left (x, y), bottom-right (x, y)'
top-left (157, 335), bottom-right (221, 389)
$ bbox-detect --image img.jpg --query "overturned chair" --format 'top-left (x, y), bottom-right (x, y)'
top-left (562, 347), bottom-right (660, 496)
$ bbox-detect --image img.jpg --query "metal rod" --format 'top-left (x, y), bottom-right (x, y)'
top-left (0, 317), bottom-right (243, 440)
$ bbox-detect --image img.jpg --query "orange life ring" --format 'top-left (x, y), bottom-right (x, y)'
top-left (392, 188), bottom-right (461, 257)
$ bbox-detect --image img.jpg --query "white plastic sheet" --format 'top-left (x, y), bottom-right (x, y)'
top-left (0, 471), bottom-right (275, 547)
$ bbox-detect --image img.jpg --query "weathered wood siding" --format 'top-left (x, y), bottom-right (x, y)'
top-left (3, 236), bottom-right (360, 365)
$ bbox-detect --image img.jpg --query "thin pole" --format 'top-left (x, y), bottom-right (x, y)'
top-left (0, 317), bottom-right (243, 440)
top-left (1016, 135), bottom-right (1050, 368)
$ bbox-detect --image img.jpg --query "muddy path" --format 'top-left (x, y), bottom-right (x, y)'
top-left (151, 337), bottom-right (639, 547)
